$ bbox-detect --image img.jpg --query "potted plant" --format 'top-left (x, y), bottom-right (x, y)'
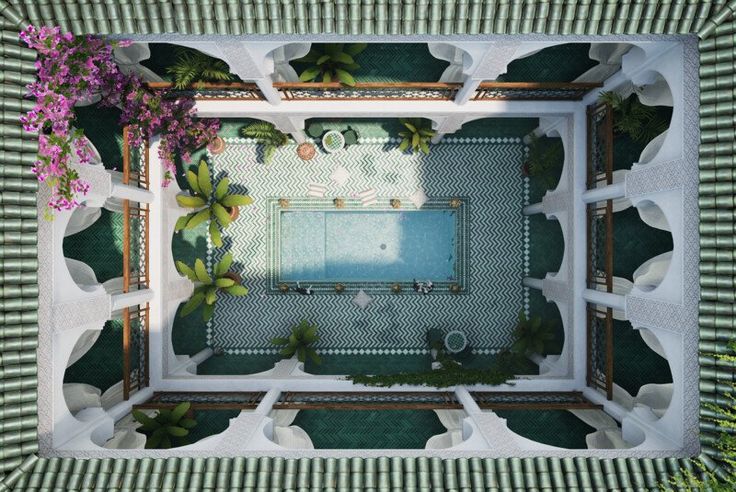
top-left (524, 134), bottom-right (564, 188)
top-left (333, 197), bottom-right (345, 208)
top-left (390, 199), bottom-right (401, 209)
top-left (295, 43), bottom-right (367, 86)
top-left (398, 118), bottom-right (436, 155)
top-left (271, 320), bottom-right (321, 364)
top-left (599, 91), bottom-right (668, 143)
top-left (176, 253), bottom-right (248, 321)
top-left (511, 311), bottom-right (555, 355)
top-left (132, 402), bottom-right (197, 449)
top-left (175, 160), bottom-right (253, 247)
top-left (334, 283), bottom-right (345, 293)
top-left (166, 47), bottom-right (234, 89)
top-left (241, 121), bottom-right (290, 164)
top-left (296, 142), bottom-right (316, 161)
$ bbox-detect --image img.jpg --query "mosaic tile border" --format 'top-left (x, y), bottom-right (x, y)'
top-left (265, 197), bottom-right (470, 295)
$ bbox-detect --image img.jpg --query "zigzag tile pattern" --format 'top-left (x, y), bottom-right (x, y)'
top-left (207, 138), bottom-right (527, 354)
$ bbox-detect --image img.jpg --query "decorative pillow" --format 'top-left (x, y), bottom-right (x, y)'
top-left (353, 289), bottom-right (373, 309)
top-left (410, 189), bottom-right (428, 209)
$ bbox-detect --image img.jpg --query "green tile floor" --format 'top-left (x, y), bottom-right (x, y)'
top-left (292, 410), bottom-right (446, 449)
top-left (498, 44), bottom-right (596, 83)
top-left (494, 409), bottom-right (596, 449)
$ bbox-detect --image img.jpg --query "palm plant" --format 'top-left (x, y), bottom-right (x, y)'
top-left (166, 48), bottom-right (234, 89)
top-left (398, 118), bottom-right (436, 155)
top-left (294, 43), bottom-right (367, 86)
top-left (177, 253), bottom-right (248, 322)
top-left (132, 402), bottom-right (197, 449)
top-left (511, 311), bottom-right (555, 355)
top-left (525, 134), bottom-right (564, 189)
top-left (271, 320), bottom-right (321, 365)
top-left (599, 91), bottom-right (668, 143)
top-left (175, 160), bottom-right (253, 247)
top-left (240, 121), bottom-right (290, 164)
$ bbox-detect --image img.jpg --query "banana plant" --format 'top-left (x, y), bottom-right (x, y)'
top-left (175, 160), bottom-right (253, 247)
top-left (511, 311), bottom-right (555, 355)
top-left (295, 43), bottom-right (367, 86)
top-left (132, 402), bottom-right (197, 449)
top-left (398, 118), bottom-right (436, 155)
top-left (177, 253), bottom-right (248, 322)
top-left (271, 319), bottom-right (321, 365)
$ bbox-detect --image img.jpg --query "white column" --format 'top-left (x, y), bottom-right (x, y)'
top-left (522, 277), bottom-right (544, 290)
top-left (191, 348), bottom-right (214, 366)
top-left (522, 202), bottom-right (544, 215)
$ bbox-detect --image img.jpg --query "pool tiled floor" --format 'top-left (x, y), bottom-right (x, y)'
top-left (205, 136), bottom-right (528, 354)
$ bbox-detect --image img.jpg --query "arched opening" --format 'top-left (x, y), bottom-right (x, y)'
top-left (63, 208), bottom-right (124, 284)
top-left (499, 43), bottom-right (597, 82)
top-left (494, 410), bottom-right (597, 449)
top-left (140, 43), bottom-right (239, 87)
top-left (288, 43), bottom-right (449, 84)
top-left (613, 321), bottom-right (673, 418)
top-left (613, 203), bottom-right (673, 284)
top-left (528, 214), bottom-right (565, 278)
top-left (525, 288), bottom-right (565, 357)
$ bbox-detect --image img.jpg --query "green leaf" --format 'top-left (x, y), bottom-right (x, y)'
top-left (271, 337), bottom-right (289, 345)
top-left (297, 346), bottom-right (306, 362)
top-left (205, 286), bottom-right (218, 305)
top-left (197, 161), bottom-right (213, 198)
top-left (412, 132), bottom-right (420, 149)
top-left (322, 71), bottom-right (332, 83)
top-left (214, 177), bottom-right (229, 201)
top-left (215, 277), bottom-right (235, 288)
top-left (330, 52), bottom-right (354, 64)
top-left (303, 324), bottom-right (318, 343)
top-left (281, 346), bottom-right (296, 358)
top-left (403, 122), bottom-right (417, 132)
top-left (167, 426), bottom-right (189, 437)
top-left (180, 292), bottom-right (204, 317)
top-left (132, 410), bottom-right (156, 428)
top-left (176, 261), bottom-right (198, 282)
top-left (194, 259), bottom-right (211, 284)
top-left (176, 194), bottom-right (206, 208)
top-left (263, 145), bottom-right (276, 165)
top-left (209, 221), bottom-right (223, 248)
top-left (171, 402), bottom-right (190, 424)
top-left (345, 43), bottom-right (367, 56)
top-left (307, 348), bottom-right (322, 365)
top-left (202, 302), bottom-right (215, 322)
top-left (186, 169), bottom-right (201, 194)
top-left (225, 284), bottom-right (248, 296)
top-left (299, 66), bottom-right (321, 82)
top-left (175, 214), bottom-right (191, 232)
top-left (324, 43), bottom-right (343, 56)
top-left (186, 209), bottom-right (211, 229)
top-left (179, 418), bottom-right (197, 429)
top-left (334, 68), bottom-right (355, 86)
top-left (419, 141), bottom-right (430, 155)
top-left (145, 430), bottom-right (163, 449)
top-left (398, 138), bottom-right (410, 152)
top-left (215, 252), bottom-right (233, 277)
top-left (211, 202), bottom-right (232, 228)
top-left (221, 194), bottom-right (253, 208)
top-left (316, 54), bottom-right (331, 65)
top-left (160, 435), bottom-right (172, 449)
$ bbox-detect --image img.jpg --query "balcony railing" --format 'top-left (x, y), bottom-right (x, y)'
top-left (471, 391), bottom-right (603, 410)
top-left (133, 392), bottom-right (266, 411)
top-left (473, 82), bottom-right (602, 101)
top-left (121, 126), bottom-right (150, 400)
top-left (587, 305), bottom-right (613, 400)
top-left (273, 392), bottom-right (462, 410)
top-left (586, 101), bottom-right (614, 189)
top-left (144, 81), bottom-right (601, 102)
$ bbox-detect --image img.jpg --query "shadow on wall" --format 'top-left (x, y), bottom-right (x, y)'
top-left (612, 207), bottom-right (673, 282)
top-left (63, 209), bottom-right (124, 283)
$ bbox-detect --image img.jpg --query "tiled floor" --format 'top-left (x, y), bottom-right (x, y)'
top-left (202, 136), bottom-right (529, 355)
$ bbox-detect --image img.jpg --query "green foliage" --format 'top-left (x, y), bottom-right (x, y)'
top-left (166, 48), bottom-right (234, 89)
top-left (271, 320), bottom-right (321, 365)
top-left (132, 402), bottom-right (197, 449)
top-left (295, 43), bottom-right (367, 86)
top-left (525, 134), bottom-right (564, 189)
top-left (511, 311), bottom-right (555, 355)
top-left (397, 118), bottom-right (435, 155)
top-left (175, 160), bottom-right (253, 247)
top-left (240, 121), bottom-right (290, 164)
top-left (177, 253), bottom-right (248, 322)
top-left (599, 91), bottom-right (668, 144)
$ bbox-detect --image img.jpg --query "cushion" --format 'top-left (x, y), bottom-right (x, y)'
top-left (307, 182), bottom-right (328, 198)
top-left (358, 188), bottom-right (378, 206)
top-left (410, 189), bottom-right (428, 209)
top-left (330, 166), bottom-right (350, 186)
top-left (353, 290), bottom-right (373, 309)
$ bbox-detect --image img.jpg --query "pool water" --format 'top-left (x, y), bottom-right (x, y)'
top-left (279, 210), bottom-right (457, 283)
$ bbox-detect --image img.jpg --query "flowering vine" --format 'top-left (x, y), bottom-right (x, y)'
top-left (20, 25), bottom-right (219, 214)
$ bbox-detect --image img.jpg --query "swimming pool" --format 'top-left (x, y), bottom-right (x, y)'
top-left (268, 198), bottom-right (468, 294)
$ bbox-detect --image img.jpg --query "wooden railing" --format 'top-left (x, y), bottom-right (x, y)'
top-left (273, 392), bottom-right (462, 410)
top-left (586, 102), bottom-right (614, 189)
top-left (472, 391), bottom-right (603, 410)
top-left (122, 125), bottom-right (151, 400)
top-left (586, 305), bottom-right (613, 400)
top-left (474, 82), bottom-right (602, 101)
top-left (133, 392), bottom-right (265, 411)
top-left (123, 304), bottom-right (150, 400)
top-left (272, 82), bottom-right (461, 100)
top-left (145, 81), bottom-right (601, 102)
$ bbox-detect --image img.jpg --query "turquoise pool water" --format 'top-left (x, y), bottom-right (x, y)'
top-left (280, 210), bottom-right (457, 283)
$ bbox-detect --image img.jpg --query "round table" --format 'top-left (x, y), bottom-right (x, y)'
top-left (444, 330), bottom-right (467, 354)
top-left (322, 130), bottom-right (345, 153)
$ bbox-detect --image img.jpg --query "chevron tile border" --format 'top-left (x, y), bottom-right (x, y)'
top-left (202, 137), bottom-right (528, 354)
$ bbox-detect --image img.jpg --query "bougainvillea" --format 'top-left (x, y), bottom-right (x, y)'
top-left (20, 25), bottom-right (219, 214)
